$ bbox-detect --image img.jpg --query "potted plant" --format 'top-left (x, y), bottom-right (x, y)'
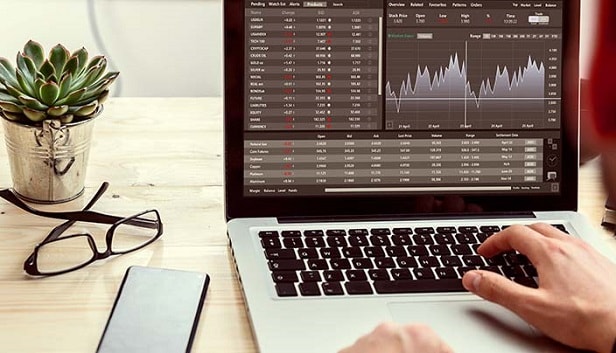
top-left (0, 40), bottom-right (119, 203)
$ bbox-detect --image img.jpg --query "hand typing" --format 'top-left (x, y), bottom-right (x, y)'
top-left (463, 223), bottom-right (616, 353)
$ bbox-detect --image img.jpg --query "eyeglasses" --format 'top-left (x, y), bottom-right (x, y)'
top-left (1, 182), bottom-right (163, 276)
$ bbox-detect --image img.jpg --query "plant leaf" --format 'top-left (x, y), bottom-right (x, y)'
top-left (22, 106), bottom-right (46, 122)
top-left (18, 95), bottom-right (48, 110)
top-left (72, 48), bottom-right (88, 75)
top-left (6, 84), bottom-right (27, 99)
top-left (60, 114), bottom-right (74, 123)
top-left (72, 100), bottom-right (98, 117)
top-left (0, 89), bottom-right (20, 103)
top-left (78, 73), bottom-right (119, 102)
top-left (55, 87), bottom-right (86, 105)
top-left (47, 105), bottom-right (68, 117)
top-left (0, 57), bottom-right (19, 88)
top-left (39, 60), bottom-right (56, 81)
top-left (17, 54), bottom-right (37, 85)
top-left (1, 111), bottom-right (23, 121)
top-left (58, 73), bottom-right (72, 99)
top-left (39, 82), bottom-right (60, 105)
top-left (16, 69), bottom-right (36, 97)
top-left (64, 56), bottom-right (79, 77)
top-left (0, 101), bottom-right (23, 113)
top-left (87, 55), bottom-right (105, 70)
top-left (49, 44), bottom-right (69, 78)
top-left (97, 89), bottom-right (110, 104)
top-left (24, 40), bottom-right (45, 68)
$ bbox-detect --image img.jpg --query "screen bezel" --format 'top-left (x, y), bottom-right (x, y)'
top-left (224, 0), bottom-right (580, 220)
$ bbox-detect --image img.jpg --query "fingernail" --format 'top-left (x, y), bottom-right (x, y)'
top-left (464, 271), bottom-right (482, 291)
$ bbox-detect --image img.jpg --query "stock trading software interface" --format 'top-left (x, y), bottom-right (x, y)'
top-left (244, 1), bottom-right (564, 197)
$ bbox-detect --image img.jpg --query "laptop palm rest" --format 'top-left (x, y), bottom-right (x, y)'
top-left (388, 301), bottom-right (577, 353)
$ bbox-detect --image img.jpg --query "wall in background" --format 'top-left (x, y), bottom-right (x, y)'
top-left (0, 0), bottom-right (598, 97)
top-left (1, 0), bottom-right (221, 97)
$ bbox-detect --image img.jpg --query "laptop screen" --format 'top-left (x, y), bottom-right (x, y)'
top-left (224, 0), bottom-right (580, 219)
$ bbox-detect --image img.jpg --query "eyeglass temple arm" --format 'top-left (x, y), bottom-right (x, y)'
top-left (0, 185), bottom-right (157, 228)
top-left (37, 182), bottom-right (111, 244)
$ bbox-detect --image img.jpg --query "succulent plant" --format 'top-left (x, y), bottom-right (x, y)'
top-left (0, 40), bottom-right (119, 125)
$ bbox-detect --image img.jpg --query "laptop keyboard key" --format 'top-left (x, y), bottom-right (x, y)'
top-left (269, 259), bottom-right (305, 271)
top-left (275, 283), bottom-right (297, 297)
top-left (281, 230), bottom-right (302, 237)
top-left (370, 235), bottom-right (391, 246)
top-left (298, 248), bottom-right (318, 259)
top-left (413, 234), bottom-right (434, 245)
top-left (393, 228), bottom-right (413, 235)
top-left (413, 268), bottom-right (435, 280)
top-left (391, 268), bottom-right (412, 280)
top-left (435, 267), bottom-right (458, 279)
top-left (345, 281), bottom-right (373, 295)
top-left (261, 238), bottom-right (282, 249)
top-left (272, 271), bottom-right (299, 283)
top-left (300, 271), bottom-right (321, 282)
top-left (259, 231), bottom-right (279, 237)
top-left (441, 256), bottom-right (462, 267)
top-left (462, 255), bottom-right (485, 267)
top-left (349, 229), bottom-right (369, 236)
top-left (265, 249), bottom-right (296, 260)
top-left (352, 258), bottom-right (374, 269)
top-left (385, 246), bottom-right (407, 257)
top-left (374, 279), bottom-right (465, 293)
top-left (371, 228), bottom-right (391, 236)
top-left (392, 234), bottom-right (412, 246)
top-left (396, 257), bottom-right (418, 268)
top-left (323, 270), bottom-right (344, 282)
top-left (458, 226), bottom-right (479, 234)
top-left (436, 226), bottom-right (457, 234)
top-left (283, 237), bottom-right (304, 248)
top-left (434, 233), bottom-right (456, 244)
top-left (455, 233), bottom-right (477, 244)
top-left (322, 282), bottom-right (344, 296)
top-left (307, 259), bottom-right (328, 270)
top-left (368, 269), bottom-right (390, 281)
top-left (327, 236), bottom-right (348, 247)
top-left (451, 244), bottom-right (472, 255)
top-left (349, 235), bottom-right (369, 247)
top-left (419, 256), bottom-right (440, 267)
top-left (429, 245), bottom-right (451, 256)
top-left (330, 258), bottom-right (352, 270)
top-left (408, 245), bottom-right (429, 256)
top-left (326, 229), bottom-right (346, 236)
top-left (415, 227), bottom-right (435, 234)
top-left (305, 236), bottom-right (326, 247)
top-left (303, 230), bottom-right (324, 237)
top-left (342, 247), bottom-right (364, 258)
top-left (480, 226), bottom-right (501, 233)
top-left (346, 270), bottom-right (368, 281)
top-left (364, 246), bottom-right (385, 257)
top-left (375, 257), bottom-right (396, 268)
top-left (299, 282), bottom-right (321, 296)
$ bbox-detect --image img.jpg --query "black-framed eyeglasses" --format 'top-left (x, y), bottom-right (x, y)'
top-left (0, 182), bottom-right (163, 276)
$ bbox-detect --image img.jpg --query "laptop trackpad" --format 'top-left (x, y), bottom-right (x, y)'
top-left (388, 301), bottom-right (576, 353)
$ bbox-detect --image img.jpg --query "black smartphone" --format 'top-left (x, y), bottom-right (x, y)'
top-left (96, 266), bottom-right (210, 353)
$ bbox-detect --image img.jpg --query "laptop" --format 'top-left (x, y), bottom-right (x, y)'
top-left (224, 0), bottom-right (613, 352)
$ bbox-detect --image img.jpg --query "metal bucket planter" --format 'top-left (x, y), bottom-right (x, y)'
top-left (1, 112), bottom-right (97, 203)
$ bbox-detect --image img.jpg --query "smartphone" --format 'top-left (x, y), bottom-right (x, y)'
top-left (96, 266), bottom-right (210, 353)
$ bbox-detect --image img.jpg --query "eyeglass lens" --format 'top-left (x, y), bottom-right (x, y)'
top-left (34, 210), bottom-right (161, 275)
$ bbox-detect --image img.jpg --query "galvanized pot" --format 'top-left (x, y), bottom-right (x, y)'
top-left (1, 113), bottom-right (98, 203)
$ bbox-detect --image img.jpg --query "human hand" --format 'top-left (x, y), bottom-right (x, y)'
top-left (462, 223), bottom-right (616, 353)
top-left (338, 322), bottom-right (453, 353)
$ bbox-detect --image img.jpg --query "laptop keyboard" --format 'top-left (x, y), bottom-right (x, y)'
top-left (259, 224), bottom-right (568, 297)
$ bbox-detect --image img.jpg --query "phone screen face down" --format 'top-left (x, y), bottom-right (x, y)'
top-left (97, 266), bottom-right (210, 353)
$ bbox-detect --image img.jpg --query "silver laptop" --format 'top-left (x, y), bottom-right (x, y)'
top-left (224, 0), bottom-right (612, 351)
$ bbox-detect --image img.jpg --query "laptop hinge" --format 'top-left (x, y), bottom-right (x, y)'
top-left (277, 212), bottom-right (536, 224)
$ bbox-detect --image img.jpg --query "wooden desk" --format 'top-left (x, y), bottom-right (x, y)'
top-left (0, 97), bottom-right (612, 352)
